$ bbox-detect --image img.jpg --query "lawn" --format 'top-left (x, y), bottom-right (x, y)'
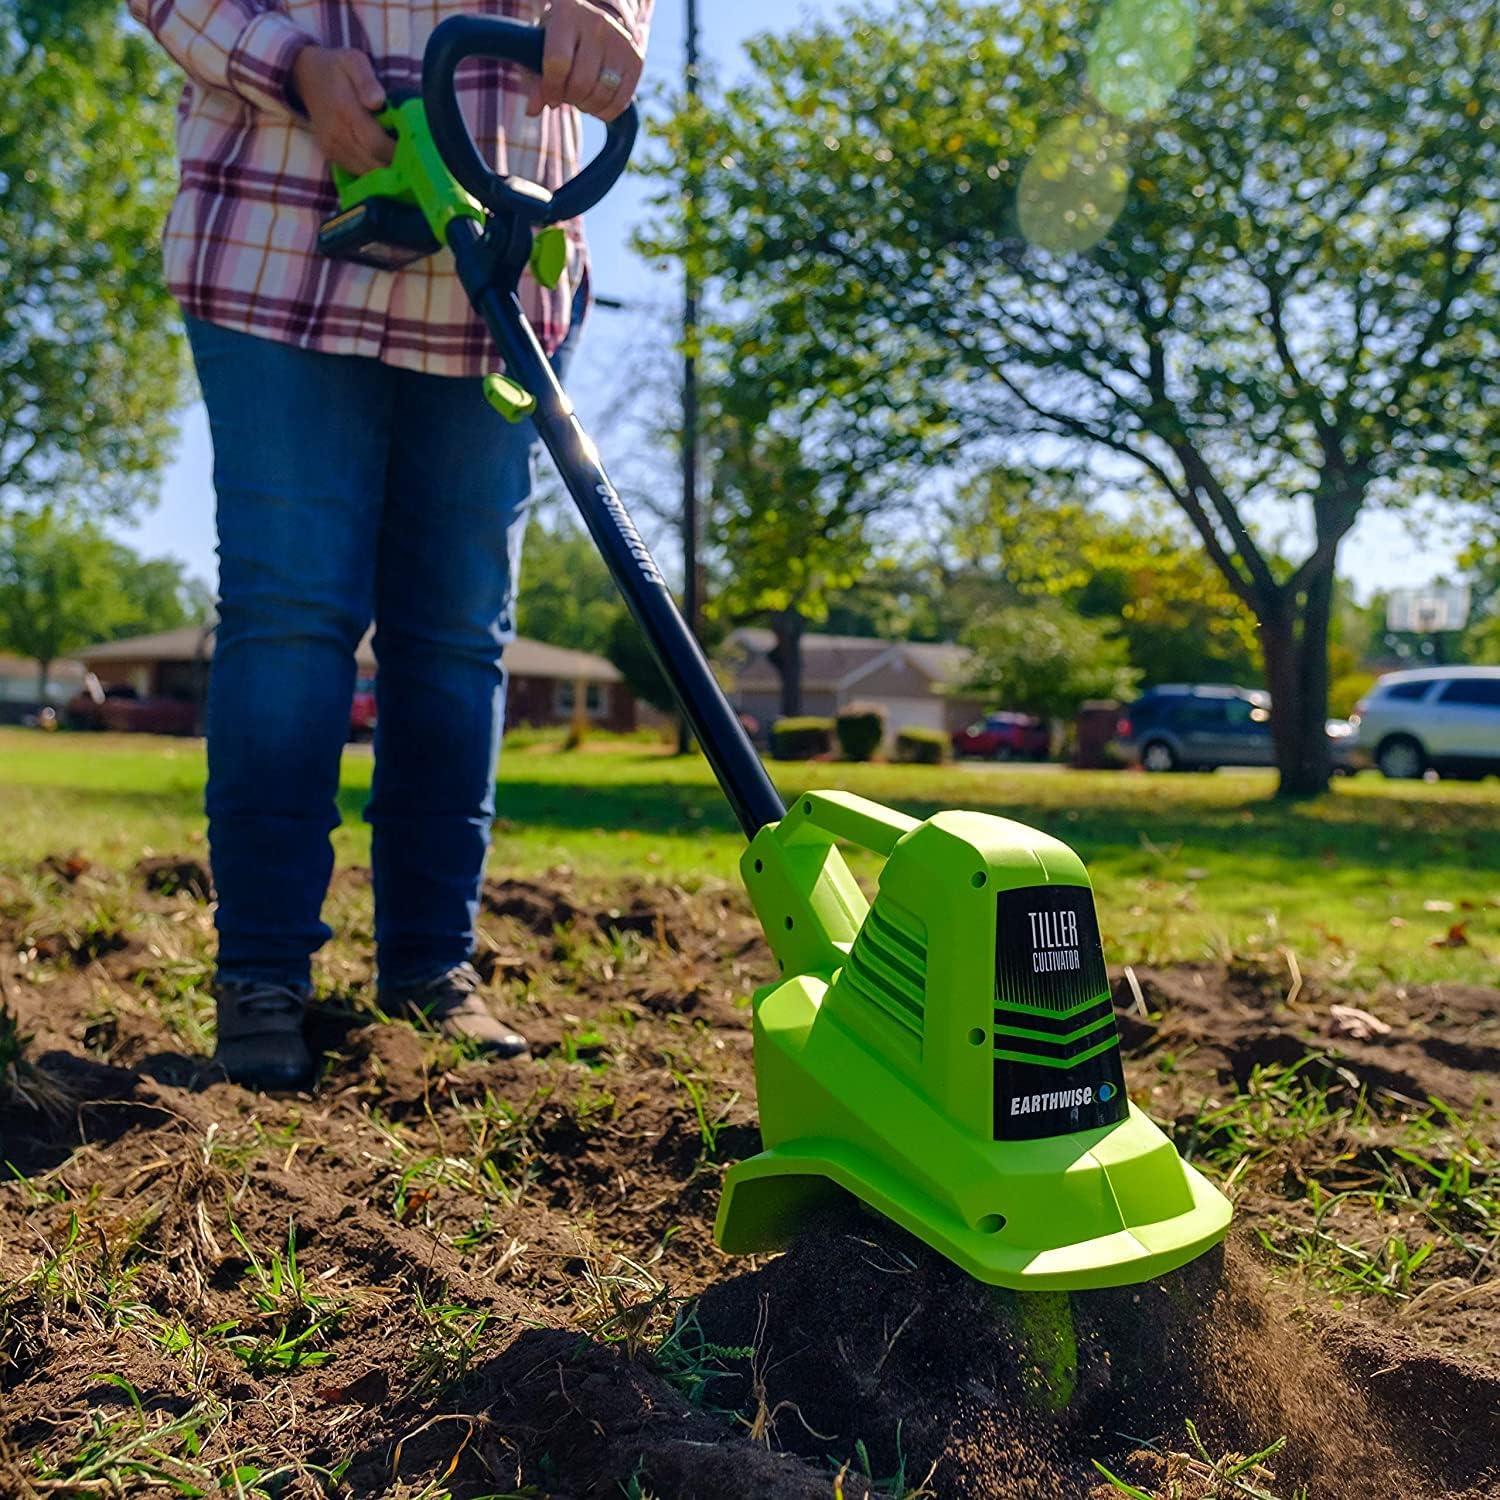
top-left (1, 725), bottom-right (1497, 985)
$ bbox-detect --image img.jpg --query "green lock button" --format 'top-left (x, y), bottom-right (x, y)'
top-left (483, 372), bottom-right (536, 423)
top-left (529, 226), bottom-right (568, 289)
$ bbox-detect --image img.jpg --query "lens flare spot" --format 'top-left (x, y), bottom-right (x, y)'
top-left (1087, 0), bottom-right (1198, 120)
top-left (1017, 114), bottom-right (1131, 255)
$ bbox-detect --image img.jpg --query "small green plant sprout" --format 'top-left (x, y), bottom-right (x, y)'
top-left (559, 1025), bottom-right (610, 1067)
top-left (407, 1288), bottom-right (492, 1401)
top-left (1093, 1422), bottom-right (1306, 1500)
top-left (22, 1212), bottom-right (150, 1332)
top-left (651, 1302), bottom-right (754, 1410)
top-left (28, 1375), bottom-right (252, 1496)
top-left (670, 1067), bottom-right (739, 1165)
top-left (838, 1423), bottom-right (937, 1500)
top-left (224, 1217), bottom-right (344, 1374)
top-left (573, 1250), bottom-right (674, 1361)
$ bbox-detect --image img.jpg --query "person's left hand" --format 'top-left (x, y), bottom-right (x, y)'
top-left (526, 0), bottom-right (645, 122)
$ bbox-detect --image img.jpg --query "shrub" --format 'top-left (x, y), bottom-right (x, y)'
top-left (771, 716), bottom-right (835, 760)
top-left (835, 702), bottom-right (886, 762)
top-left (1330, 671), bottom-right (1377, 719)
top-left (894, 725), bottom-right (949, 764)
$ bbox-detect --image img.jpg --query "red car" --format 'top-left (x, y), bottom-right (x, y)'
top-left (66, 685), bottom-right (199, 736)
top-left (350, 676), bottom-right (378, 742)
top-left (951, 711), bottom-right (1051, 761)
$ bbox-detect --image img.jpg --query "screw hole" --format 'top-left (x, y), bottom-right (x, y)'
top-left (976, 1214), bottom-right (1006, 1234)
top-left (967, 1028), bottom-right (986, 1046)
top-left (784, 916), bottom-right (794, 930)
top-left (753, 858), bottom-right (763, 874)
top-left (971, 871), bottom-right (987, 888)
top-left (804, 799), bottom-right (813, 815)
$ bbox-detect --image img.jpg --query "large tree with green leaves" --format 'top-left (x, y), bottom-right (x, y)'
top-left (650, 0), bottom-right (1498, 794)
top-left (950, 471), bottom-right (1262, 687)
top-left (0, 509), bottom-right (199, 697)
top-left (1, 0), bottom-right (185, 516)
top-left (704, 401), bottom-right (890, 717)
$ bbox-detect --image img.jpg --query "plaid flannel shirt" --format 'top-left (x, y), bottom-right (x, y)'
top-left (133, 0), bottom-right (652, 375)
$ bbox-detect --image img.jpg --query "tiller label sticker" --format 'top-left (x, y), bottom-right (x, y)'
top-left (993, 885), bottom-right (1129, 1141)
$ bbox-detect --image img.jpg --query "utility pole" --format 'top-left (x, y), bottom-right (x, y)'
top-left (677, 0), bottom-right (703, 754)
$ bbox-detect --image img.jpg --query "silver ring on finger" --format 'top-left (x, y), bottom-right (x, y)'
top-left (597, 67), bottom-right (624, 93)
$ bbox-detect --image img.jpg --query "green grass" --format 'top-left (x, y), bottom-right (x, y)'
top-left (2, 727), bottom-right (1498, 982)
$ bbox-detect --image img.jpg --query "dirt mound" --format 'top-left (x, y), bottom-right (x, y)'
top-left (682, 1224), bottom-right (1498, 1499)
top-left (1115, 961), bottom-right (1500, 1113)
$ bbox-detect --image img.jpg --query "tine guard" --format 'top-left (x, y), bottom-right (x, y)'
top-left (717, 792), bottom-right (1232, 1291)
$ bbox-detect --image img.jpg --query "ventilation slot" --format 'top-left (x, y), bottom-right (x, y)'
top-left (841, 904), bottom-right (927, 1040)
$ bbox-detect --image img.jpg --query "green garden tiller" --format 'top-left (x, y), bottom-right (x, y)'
top-left (321, 16), bottom-right (1231, 1317)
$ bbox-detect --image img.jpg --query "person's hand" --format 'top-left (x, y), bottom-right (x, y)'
top-left (292, 46), bottom-right (394, 175)
top-left (527, 0), bottom-right (645, 122)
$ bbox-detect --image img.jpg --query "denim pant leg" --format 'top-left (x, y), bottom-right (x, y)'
top-left (366, 369), bottom-right (537, 985)
top-left (186, 317), bottom-right (393, 988)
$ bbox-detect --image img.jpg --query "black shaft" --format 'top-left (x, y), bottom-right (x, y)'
top-left (682, 0), bottom-right (702, 648)
top-left (447, 220), bottom-right (786, 838)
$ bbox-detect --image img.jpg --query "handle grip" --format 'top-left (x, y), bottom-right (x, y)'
top-left (781, 791), bottom-right (919, 856)
top-left (423, 15), bottom-right (638, 224)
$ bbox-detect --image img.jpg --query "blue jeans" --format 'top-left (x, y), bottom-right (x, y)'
top-left (186, 316), bottom-right (572, 991)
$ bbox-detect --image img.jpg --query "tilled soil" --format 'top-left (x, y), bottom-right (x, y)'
top-left (0, 859), bottom-right (1496, 1499)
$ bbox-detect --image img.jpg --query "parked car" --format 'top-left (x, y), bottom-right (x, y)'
top-left (350, 676), bottom-right (378, 742)
top-left (1351, 666), bottom-right (1500, 780)
top-left (951, 711), bottom-right (1051, 761)
top-left (1116, 684), bottom-right (1357, 773)
top-left (66, 683), bottom-right (199, 736)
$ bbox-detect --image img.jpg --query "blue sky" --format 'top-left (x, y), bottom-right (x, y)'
top-left (117, 0), bottom-right (1456, 603)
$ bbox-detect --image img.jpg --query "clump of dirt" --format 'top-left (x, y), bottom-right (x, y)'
top-left (136, 854), bottom-right (214, 901)
top-left (688, 1224), bottom-right (1499, 1499)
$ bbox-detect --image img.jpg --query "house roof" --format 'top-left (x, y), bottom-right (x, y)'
top-left (76, 627), bottom-right (622, 684)
top-left (726, 628), bottom-right (971, 696)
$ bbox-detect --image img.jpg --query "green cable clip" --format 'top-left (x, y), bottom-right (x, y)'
top-left (529, 226), bottom-right (569, 289)
top-left (483, 372), bottom-right (536, 423)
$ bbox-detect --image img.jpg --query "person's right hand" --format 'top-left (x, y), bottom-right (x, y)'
top-left (292, 46), bottom-right (394, 176)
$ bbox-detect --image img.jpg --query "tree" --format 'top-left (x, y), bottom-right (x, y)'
top-left (652, 0), bottom-right (1499, 794)
top-left (1461, 530), bottom-right (1500, 663)
top-left (1, 0), bottom-right (186, 517)
top-left (0, 509), bottom-right (202, 698)
top-left (0, 510), bottom-right (127, 697)
top-left (517, 511), bottom-right (624, 658)
top-left (703, 399), bottom-right (892, 717)
top-left (961, 600), bottom-right (1139, 720)
top-left (517, 509), bottom-right (672, 714)
top-left (952, 471), bottom-right (1262, 686)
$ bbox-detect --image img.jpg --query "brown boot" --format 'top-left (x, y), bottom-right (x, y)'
top-left (384, 963), bottom-right (529, 1058)
top-left (212, 980), bottom-right (313, 1091)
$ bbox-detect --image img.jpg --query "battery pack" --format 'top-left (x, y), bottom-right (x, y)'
top-left (317, 199), bottom-right (440, 270)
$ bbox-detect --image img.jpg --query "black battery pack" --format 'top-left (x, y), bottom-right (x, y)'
top-left (317, 198), bottom-right (441, 270)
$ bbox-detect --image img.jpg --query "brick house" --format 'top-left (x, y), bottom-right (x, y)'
top-left (73, 626), bottom-right (634, 734)
top-left (723, 628), bottom-right (986, 742)
top-left (0, 654), bottom-right (86, 724)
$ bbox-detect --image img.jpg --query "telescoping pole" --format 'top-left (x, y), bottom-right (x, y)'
top-left (445, 219), bottom-right (786, 840)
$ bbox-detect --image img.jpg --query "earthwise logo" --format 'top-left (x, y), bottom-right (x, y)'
top-left (1028, 908), bottom-right (1081, 974)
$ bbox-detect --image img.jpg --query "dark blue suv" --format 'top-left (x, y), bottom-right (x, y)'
top-left (1116, 685), bottom-right (1274, 772)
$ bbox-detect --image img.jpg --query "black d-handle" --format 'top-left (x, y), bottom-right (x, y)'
top-left (423, 15), bottom-right (638, 225)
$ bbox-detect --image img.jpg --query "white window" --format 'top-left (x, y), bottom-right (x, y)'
top-left (555, 680), bottom-right (606, 718)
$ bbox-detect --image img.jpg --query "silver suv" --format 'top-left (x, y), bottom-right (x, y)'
top-left (1353, 667), bottom-right (1500, 780)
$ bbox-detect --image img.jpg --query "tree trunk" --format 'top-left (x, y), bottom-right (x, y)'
top-left (1261, 566), bottom-right (1335, 798)
top-left (769, 607), bottom-right (805, 719)
top-left (36, 659), bottom-right (51, 707)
